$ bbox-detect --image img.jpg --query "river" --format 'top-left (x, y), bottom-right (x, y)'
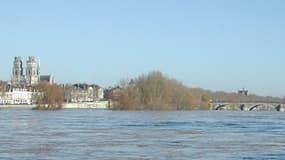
top-left (0, 108), bottom-right (285, 160)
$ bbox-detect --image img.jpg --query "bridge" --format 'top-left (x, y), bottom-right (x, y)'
top-left (210, 102), bottom-right (285, 111)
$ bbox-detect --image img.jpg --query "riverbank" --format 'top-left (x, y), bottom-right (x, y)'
top-left (0, 104), bottom-right (36, 108)
top-left (0, 101), bottom-right (109, 109)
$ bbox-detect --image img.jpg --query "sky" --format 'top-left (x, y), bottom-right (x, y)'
top-left (0, 0), bottom-right (284, 97)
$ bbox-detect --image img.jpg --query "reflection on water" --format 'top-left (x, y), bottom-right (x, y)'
top-left (0, 108), bottom-right (285, 160)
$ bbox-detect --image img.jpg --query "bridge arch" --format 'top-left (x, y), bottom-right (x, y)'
top-left (215, 104), bottom-right (229, 110)
top-left (249, 104), bottom-right (277, 111)
top-left (249, 104), bottom-right (262, 111)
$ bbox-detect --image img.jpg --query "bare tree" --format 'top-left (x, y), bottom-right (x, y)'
top-left (112, 71), bottom-right (211, 110)
top-left (33, 82), bottom-right (64, 110)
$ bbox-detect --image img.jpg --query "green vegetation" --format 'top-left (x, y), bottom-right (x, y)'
top-left (33, 82), bottom-right (64, 110)
top-left (111, 71), bottom-right (210, 110)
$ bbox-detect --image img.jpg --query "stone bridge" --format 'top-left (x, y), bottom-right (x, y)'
top-left (211, 102), bottom-right (285, 111)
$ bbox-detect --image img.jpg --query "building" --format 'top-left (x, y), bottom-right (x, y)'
top-left (96, 87), bottom-right (104, 100)
top-left (12, 57), bottom-right (24, 85)
top-left (0, 86), bottom-right (36, 105)
top-left (12, 56), bottom-right (40, 86)
top-left (26, 56), bottom-right (40, 85)
top-left (64, 84), bottom-right (105, 103)
top-left (11, 56), bottom-right (53, 86)
top-left (11, 88), bottom-right (34, 104)
top-left (238, 88), bottom-right (248, 96)
top-left (40, 75), bottom-right (54, 84)
top-left (0, 56), bottom-right (55, 105)
top-left (104, 86), bottom-right (121, 100)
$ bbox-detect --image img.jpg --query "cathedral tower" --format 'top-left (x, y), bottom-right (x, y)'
top-left (12, 56), bottom-right (24, 85)
top-left (26, 56), bottom-right (40, 85)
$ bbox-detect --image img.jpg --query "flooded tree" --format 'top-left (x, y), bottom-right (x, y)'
top-left (112, 71), bottom-right (210, 110)
top-left (33, 82), bottom-right (64, 110)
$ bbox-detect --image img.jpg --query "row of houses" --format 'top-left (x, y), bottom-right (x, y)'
top-left (0, 82), bottom-right (106, 105)
top-left (63, 83), bottom-right (104, 103)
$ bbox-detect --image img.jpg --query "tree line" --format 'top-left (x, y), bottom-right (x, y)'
top-left (209, 91), bottom-right (285, 103)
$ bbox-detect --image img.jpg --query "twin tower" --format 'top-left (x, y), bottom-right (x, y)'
top-left (12, 56), bottom-right (40, 85)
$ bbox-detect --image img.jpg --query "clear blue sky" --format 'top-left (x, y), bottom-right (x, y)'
top-left (0, 0), bottom-right (284, 97)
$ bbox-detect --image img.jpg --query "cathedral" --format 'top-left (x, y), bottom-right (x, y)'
top-left (12, 56), bottom-right (53, 86)
top-left (12, 56), bottom-right (39, 85)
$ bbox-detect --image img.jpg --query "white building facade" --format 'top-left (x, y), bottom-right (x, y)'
top-left (0, 88), bottom-right (34, 105)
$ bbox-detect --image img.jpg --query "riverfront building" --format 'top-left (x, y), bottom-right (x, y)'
top-left (64, 84), bottom-right (104, 103)
top-left (0, 88), bottom-right (35, 105)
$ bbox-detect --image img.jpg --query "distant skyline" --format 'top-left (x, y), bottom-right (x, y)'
top-left (0, 0), bottom-right (285, 97)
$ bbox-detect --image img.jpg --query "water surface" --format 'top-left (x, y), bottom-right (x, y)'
top-left (1, 108), bottom-right (285, 160)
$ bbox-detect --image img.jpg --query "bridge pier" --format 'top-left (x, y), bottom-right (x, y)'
top-left (278, 104), bottom-right (285, 111)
